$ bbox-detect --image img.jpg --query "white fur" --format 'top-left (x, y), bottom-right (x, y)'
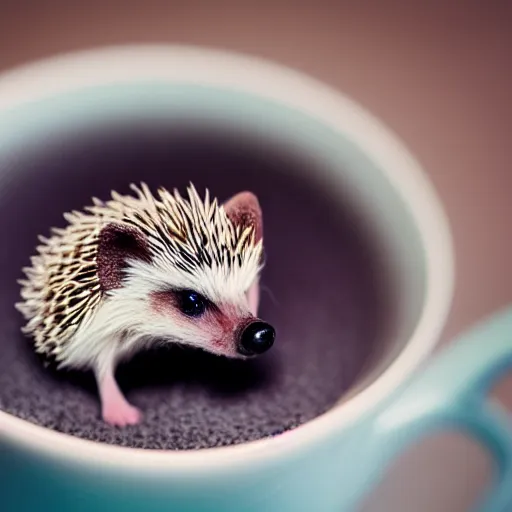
top-left (57, 257), bottom-right (259, 378)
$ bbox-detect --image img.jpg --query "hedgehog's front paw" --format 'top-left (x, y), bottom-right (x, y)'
top-left (102, 400), bottom-right (142, 427)
top-left (98, 368), bottom-right (143, 427)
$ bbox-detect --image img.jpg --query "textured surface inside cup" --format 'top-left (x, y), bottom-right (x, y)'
top-left (0, 121), bottom-right (387, 450)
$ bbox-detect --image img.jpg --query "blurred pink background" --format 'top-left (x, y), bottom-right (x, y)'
top-left (0, 1), bottom-right (511, 510)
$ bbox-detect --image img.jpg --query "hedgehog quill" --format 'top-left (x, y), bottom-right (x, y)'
top-left (16, 183), bottom-right (275, 427)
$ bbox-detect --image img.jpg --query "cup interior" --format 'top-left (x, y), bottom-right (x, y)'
top-left (0, 49), bottom-right (451, 452)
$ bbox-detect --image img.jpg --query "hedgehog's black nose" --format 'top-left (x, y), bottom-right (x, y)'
top-left (237, 321), bottom-right (275, 356)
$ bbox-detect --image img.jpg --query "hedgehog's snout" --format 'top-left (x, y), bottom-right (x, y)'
top-left (236, 320), bottom-right (275, 357)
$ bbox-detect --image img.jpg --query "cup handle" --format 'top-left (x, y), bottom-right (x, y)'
top-left (368, 306), bottom-right (512, 512)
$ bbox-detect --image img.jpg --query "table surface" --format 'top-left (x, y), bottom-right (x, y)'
top-left (0, 1), bottom-right (511, 510)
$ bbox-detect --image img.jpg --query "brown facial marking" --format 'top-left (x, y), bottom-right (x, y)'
top-left (213, 308), bottom-right (236, 332)
top-left (97, 223), bottom-right (150, 292)
top-left (149, 291), bottom-right (251, 356)
top-left (210, 306), bottom-right (255, 352)
top-left (149, 290), bottom-right (175, 315)
top-left (223, 191), bottom-right (263, 243)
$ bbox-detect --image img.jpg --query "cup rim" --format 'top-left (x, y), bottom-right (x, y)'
top-left (0, 44), bottom-right (454, 471)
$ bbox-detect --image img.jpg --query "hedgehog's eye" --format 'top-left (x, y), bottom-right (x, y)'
top-left (176, 289), bottom-right (207, 318)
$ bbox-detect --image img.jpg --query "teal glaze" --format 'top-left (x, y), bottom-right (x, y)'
top-left (0, 74), bottom-right (509, 511)
top-left (346, 305), bottom-right (512, 512)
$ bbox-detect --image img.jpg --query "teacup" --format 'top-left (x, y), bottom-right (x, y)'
top-left (0, 45), bottom-right (510, 512)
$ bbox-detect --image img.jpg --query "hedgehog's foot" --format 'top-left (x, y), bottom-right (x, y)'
top-left (102, 397), bottom-right (141, 427)
top-left (98, 370), bottom-right (141, 427)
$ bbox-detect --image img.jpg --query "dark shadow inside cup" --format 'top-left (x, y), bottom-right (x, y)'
top-left (0, 119), bottom-right (389, 450)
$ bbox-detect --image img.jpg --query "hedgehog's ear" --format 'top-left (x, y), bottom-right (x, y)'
top-left (97, 223), bottom-right (151, 291)
top-left (223, 191), bottom-right (263, 317)
top-left (223, 191), bottom-right (263, 243)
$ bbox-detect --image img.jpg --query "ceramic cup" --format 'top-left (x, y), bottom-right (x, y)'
top-left (0, 45), bottom-right (510, 512)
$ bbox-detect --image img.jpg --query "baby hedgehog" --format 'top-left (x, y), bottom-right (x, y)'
top-left (16, 183), bottom-right (275, 427)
